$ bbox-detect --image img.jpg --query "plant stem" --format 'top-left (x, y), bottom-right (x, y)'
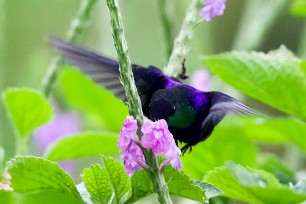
top-left (105, 0), bottom-right (172, 203)
top-left (232, 0), bottom-right (288, 50)
top-left (42, 0), bottom-right (97, 97)
top-left (158, 0), bottom-right (174, 59)
top-left (105, 0), bottom-right (143, 123)
top-left (144, 151), bottom-right (172, 204)
top-left (164, 0), bottom-right (203, 77)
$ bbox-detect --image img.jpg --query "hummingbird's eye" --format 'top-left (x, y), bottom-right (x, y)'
top-left (171, 106), bottom-right (176, 114)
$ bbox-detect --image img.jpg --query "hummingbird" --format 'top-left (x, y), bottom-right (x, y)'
top-left (50, 37), bottom-right (257, 154)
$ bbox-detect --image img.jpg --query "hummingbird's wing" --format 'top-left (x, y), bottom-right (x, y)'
top-left (49, 37), bottom-right (172, 116)
top-left (200, 91), bottom-right (258, 140)
top-left (50, 37), bottom-right (128, 100)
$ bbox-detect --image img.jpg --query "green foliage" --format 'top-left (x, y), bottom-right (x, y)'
top-left (205, 162), bottom-right (306, 204)
top-left (6, 156), bottom-right (82, 201)
top-left (2, 88), bottom-right (53, 137)
top-left (76, 182), bottom-right (94, 204)
top-left (82, 156), bottom-right (131, 204)
top-left (82, 164), bottom-right (113, 203)
top-left (208, 117), bottom-right (306, 153)
top-left (125, 170), bottom-right (153, 203)
top-left (182, 116), bottom-right (256, 179)
top-left (126, 167), bottom-right (221, 203)
top-left (0, 191), bottom-right (14, 204)
top-left (234, 117), bottom-right (306, 145)
top-left (44, 132), bottom-right (119, 161)
top-left (59, 68), bottom-right (128, 131)
top-left (292, 180), bottom-right (306, 194)
top-left (194, 181), bottom-right (222, 200)
top-left (15, 191), bottom-right (84, 204)
top-left (202, 51), bottom-right (306, 121)
top-left (291, 0), bottom-right (306, 17)
top-left (259, 155), bottom-right (296, 184)
top-left (164, 166), bottom-right (206, 202)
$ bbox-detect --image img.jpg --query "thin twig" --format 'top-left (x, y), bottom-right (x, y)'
top-left (164, 0), bottom-right (203, 78)
top-left (42, 0), bottom-right (97, 97)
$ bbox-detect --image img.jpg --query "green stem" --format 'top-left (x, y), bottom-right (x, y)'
top-left (158, 0), bottom-right (174, 59)
top-left (105, 0), bottom-right (172, 203)
top-left (232, 0), bottom-right (288, 50)
top-left (105, 0), bottom-right (143, 122)
top-left (164, 0), bottom-right (203, 77)
top-left (42, 0), bottom-right (97, 97)
top-left (144, 151), bottom-right (172, 204)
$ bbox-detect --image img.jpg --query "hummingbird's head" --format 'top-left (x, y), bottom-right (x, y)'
top-left (149, 86), bottom-right (197, 129)
top-left (149, 89), bottom-right (176, 121)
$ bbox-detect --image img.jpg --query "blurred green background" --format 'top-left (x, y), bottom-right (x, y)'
top-left (0, 0), bottom-right (305, 175)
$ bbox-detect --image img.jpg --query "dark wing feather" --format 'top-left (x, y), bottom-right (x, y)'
top-left (200, 91), bottom-right (258, 140)
top-left (49, 37), bottom-right (126, 100)
top-left (49, 37), bottom-right (171, 116)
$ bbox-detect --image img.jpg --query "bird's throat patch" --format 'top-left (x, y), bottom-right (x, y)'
top-left (167, 106), bottom-right (196, 129)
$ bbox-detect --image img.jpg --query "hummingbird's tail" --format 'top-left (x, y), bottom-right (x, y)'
top-left (200, 91), bottom-right (261, 142)
top-left (49, 37), bottom-right (126, 100)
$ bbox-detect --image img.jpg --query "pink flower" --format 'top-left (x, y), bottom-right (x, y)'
top-left (141, 120), bottom-right (173, 156)
top-left (118, 116), bottom-right (145, 176)
top-left (141, 119), bottom-right (181, 170)
top-left (163, 144), bottom-right (182, 170)
top-left (118, 116), bottom-right (137, 150)
top-left (200, 0), bottom-right (227, 21)
top-left (118, 116), bottom-right (182, 175)
top-left (121, 141), bottom-right (145, 176)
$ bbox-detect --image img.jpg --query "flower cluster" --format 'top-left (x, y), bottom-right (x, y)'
top-left (200, 0), bottom-right (227, 21)
top-left (118, 116), bottom-right (181, 176)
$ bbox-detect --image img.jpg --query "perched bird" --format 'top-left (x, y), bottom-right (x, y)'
top-left (50, 37), bottom-right (257, 153)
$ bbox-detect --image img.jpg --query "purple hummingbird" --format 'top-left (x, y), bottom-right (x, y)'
top-left (50, 37), bottom-right (257, 154)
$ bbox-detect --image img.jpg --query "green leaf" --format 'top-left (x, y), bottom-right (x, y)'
top-left (236, 117), bottom-right (306, 144)
top-left (15, 191), bottom-right (84, 204)
top-left (44, 132), bottom-right (119, 161)
top-left (291, 0), bottom-right (306, 17)
top-left (0, 190), bottom-right (14, 204)
top-left (164, 166), bottom-right (206, 202)
top-left (76, 182), bottom-right (94, 204)
top-left (205, 162), bottom-right (306, 204)
top-left (125, 170), bottom-right (153, 204)
top-left (6, 156), bottom-right (81, 200)
top-left (82, 156), bottom-right (131, 204)
top-left (194, 180), bottom-right (222, 200)
top-left (101, 156), bottom-right (131, 202)
top-left (59, 68), bottom-right (128, 131)
top-left (219, 117), bottom-right (306, 154)
top-left (205, 166), bottom-right (260, 203)
top-left (259, 155), bottom-right (296, 184)
top-left (2, 88), bottom-right (53, 137)
top-left (291, 180), bottom-right (306, 194)
top-left (202, 51), bottom-right (306, 121)
top-left (182, 116), bottom-right (256, 179)
top-left (82, 164), bottom-right (112, 203)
